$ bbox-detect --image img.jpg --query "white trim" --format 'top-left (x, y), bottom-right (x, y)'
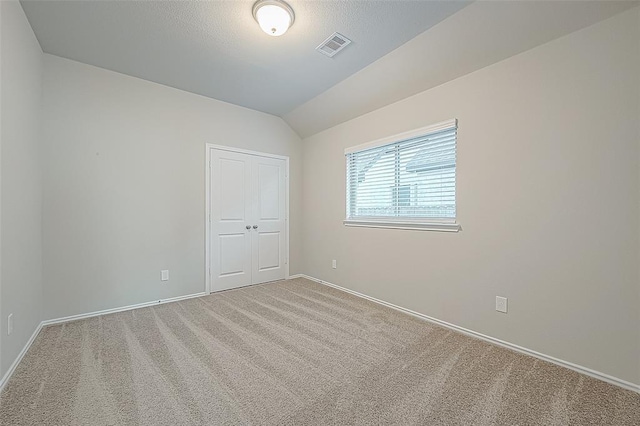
top-left (0, 291), bottom-right (206, 392)
top-left (206, 143), bottom-right (289, 161)
top-left (4, 277), bottom-right (637, 395)
top-left (0, 322), bottom-right (43, 393)
top-left (41, 292), bottom-right (207, 326)
top-left (205, 143), bottom-right (290, 294)
top-left (285, 160), bottom-right (290, 279)
top-left (344, 219), bottom-right (460, 232)
top-left (344, 118), bottom-right (457, 154)
top-left (205, 144), bottom-right (211, 295)
top-left (290, 274), bottom-right (640, 394)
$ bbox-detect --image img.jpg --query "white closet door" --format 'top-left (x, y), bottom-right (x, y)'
top-left (251, 156), bottom-right (287, 284)
top-left (210, 149), bottom-right (252, 291)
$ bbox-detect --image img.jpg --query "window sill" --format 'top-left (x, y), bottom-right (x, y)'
top-left (343, 219), bottom-right (460, 232)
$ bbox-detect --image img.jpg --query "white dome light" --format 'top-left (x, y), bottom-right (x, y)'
top-left (252, 0), bottom-right (295, 37)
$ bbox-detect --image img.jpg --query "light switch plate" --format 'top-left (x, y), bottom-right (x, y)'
top-left (496, 296), bottom-right (508, 313)
top-left (161, 270), bottom-right (169, 281)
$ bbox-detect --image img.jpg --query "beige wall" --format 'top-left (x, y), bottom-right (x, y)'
top-left (41, 55), bottom-right (302, 320)
top-left (301, 8), bottom-right (640, 384)
top-left (0, 0), bottom-right (44, 378)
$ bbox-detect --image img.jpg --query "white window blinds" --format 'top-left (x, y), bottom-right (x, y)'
top-left (346, 119), bottom-right (457, 224)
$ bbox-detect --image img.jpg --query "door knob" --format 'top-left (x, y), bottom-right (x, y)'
top-left (253, 225), bottom-right (258, 229)
top-left (246, 225), bottom-right (251, 230)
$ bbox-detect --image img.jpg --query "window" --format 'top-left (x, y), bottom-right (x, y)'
top-left (345, 119), bottom-right (459, 232)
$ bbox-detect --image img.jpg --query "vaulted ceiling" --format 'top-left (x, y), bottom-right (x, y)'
top-left (21, 0), bottom-right (469, 115)
top-left (21, 0), bottom-right (638, 138)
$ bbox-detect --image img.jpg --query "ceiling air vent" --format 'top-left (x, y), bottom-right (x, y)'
top-left (316, 32), bottom-right (351, 58)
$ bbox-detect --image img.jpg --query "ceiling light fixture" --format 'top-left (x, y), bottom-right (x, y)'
top-left (252, 0), bottom-right (295, 37)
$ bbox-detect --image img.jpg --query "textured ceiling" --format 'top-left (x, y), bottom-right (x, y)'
top-left (20, 0), bottom-right (469, 116)
top-left (284, 0), bottom-right (639, 137)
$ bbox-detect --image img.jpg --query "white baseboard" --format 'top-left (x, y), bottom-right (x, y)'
top-left (41, 291), bottom-right (207, 326)
top-left (289, 274), bottom-right (640, 394)
top-left (1, 291), bottom-right (207, 392)
top-left (0, 321), bottom-right (43, 393)
top-left (4, 278), bottom-right (637, 395)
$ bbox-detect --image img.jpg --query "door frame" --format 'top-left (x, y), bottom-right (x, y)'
top-left (205, 143), bottom-right (290, 294)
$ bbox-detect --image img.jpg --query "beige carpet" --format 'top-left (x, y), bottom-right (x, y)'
top-left (1, 278), bottom-right (638, 425)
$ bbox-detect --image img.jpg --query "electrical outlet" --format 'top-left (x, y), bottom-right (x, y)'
top-left (161, 270), bottom-right (169, 281)
top-left (8, 314), bottom-right (13, 335)
top-left (496, 296), bottom-right (508, 313)
top-left (332, 259), bottom-right (337, 269)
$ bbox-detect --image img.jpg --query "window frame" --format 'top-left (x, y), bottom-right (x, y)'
top-left (344, 119), bottom-right (460, 232)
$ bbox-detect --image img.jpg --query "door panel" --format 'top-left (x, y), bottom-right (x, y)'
top-left (211, 149), bottom-right (252, 291)
top-left (258, 164), bottom-right (280, 220)
top-left (219, 159), bottom-right (247, 220)
top-left (257, 232), bottom-right (281, 271)
top-left (219, 234), bottom-right (248, 276)
top-left (252, 156), bottom-right (286, 284)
